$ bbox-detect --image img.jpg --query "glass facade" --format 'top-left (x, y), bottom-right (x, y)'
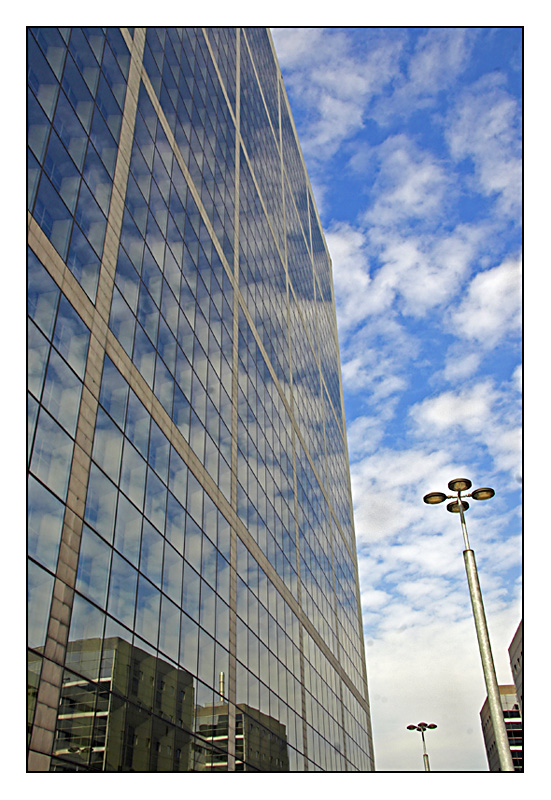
top-left (27, 27), bottom-right (374, 772)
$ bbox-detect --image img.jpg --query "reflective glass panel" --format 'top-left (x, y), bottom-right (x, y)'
top-left (41, 348), bottom-right (83, 437)
top-left (76, 525), bottom-right (112, 607)
top-left (28, 319), bottom-right (50, 400)
top-left (114, 493), bottom-right (142, 566)
top-left (107, 552), bottom-right (138, 629)
top-left (84, 463), bottom-right (118, 543)
top-left (135, 575), bottom-right (161, 645)
top-left (52, 296), bottom-right (90, 379)
top-left (30, 408), bottom-right (74, 500)
top-left (28, 475), bottom-right (65, 572)
top-left (28, 559), bottom-right (54, 649)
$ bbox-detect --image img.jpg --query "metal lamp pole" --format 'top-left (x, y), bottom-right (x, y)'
top-left (407, 722), bottom-right (437, 771)
top-left (423, 478), bottom-right (514, 772)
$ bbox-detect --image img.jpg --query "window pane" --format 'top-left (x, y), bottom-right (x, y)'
top-left (92, 407), bottom-right (123, 483)
top-left (139, 519), bottom-right (163, 587)
top-left (67, 593), bottom-right (105, 680)
top-left (74, 180), bottom-right (107, 257)
top-left (199, 580), bottom-right (216, 638)
top-left (28, 393), bottom-right (39, 462)
top-left (99, 356), bottom-right (129, 428)
top-left (28, 475), bottom-right (65, 572)
top-left (135, 575), bottom-right (161, 646)
top-left (90, 103), bottom-right (118, 177)
top-left (82, 141), bottom-right (113, 216)
top-left (125, 389), bottom-right (151, 457)
top-left (159, 596), bottom-right (180, 662)
top-left (114, 493), bottom-right (142, 566)
top-left (67, 224), bottom-right (101, 301)
top-left (181, 563), bottom-right (200, 623)
top-left (109, 287), bottom-right (136, 356)
top-left (28, 247), bottom-right (60, 339)
top-left (53, 90), bottom-right (88, 170)
top-left (165, 492), bottom-right (186, 555)
top-left (41, 348), bottom-right (83, 437)
top-left (179, 612), bottom-right (199, 675)
top-left (84, 462), bottom-right (118, 543)
top-left (28, 88), bottom-right (52, 164)
top-left (107, 552), bottom-right (137, 629)
top-left (52, 296), bottom-right (90, 379)
top-left (43, 128), bottom-right (82, 213)
top-left (144, 468), bottom-right (167, 533)
top-left (132, 324), bottom-right (156, 388)
top-left (114, 246), bottom-right (141, 311)
top-left (28, 318), bottom-right (50, 400)
top-left (28, 35), bottom-right (60, 119)
top-left (62, 52), bottom-right (95, 131)
top-left (168, 449), bottom-right (188, 506)
top-left (162, 541), bottom-right (183, 604)
top-left (28, 559), bottom-right (54, 649)
top-left (76, 525), bottom-right (112, 608)
top-left (148, 420), bottom-right (170, 484)
top-left (33, 172), bottom-right (73, 260)
top-left (198, 629), bottom-right (215, 689)
top-left (119, 439), bottom-right (147, 510)
top-left (30, 408), bottom-right (74, 500)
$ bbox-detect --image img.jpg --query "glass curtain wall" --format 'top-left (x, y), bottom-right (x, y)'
top-left (27, 26), bottom-right (374, 772)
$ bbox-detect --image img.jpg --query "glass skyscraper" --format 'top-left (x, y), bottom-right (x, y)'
top-left (27, 27), bottom-right (374, 772)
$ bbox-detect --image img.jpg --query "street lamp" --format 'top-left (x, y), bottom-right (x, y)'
top-left (423, 478), bottom-right (514, 772)
top-left (407, 722), bottom-right (437, 771)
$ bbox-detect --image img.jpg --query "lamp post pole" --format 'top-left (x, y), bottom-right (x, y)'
top-left (407, 722), bottom-right (437, 771)
top-left (423, 479), bottom-right (514, 772)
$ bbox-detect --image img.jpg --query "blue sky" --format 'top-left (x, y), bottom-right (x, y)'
top-left (271, 27), bottom-right (522, 772)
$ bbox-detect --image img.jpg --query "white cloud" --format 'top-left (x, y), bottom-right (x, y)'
top-left (363, 135), bottom-right (450, 226)
top-left (450, 256), bottom-right (522, 348)
top-left (410, 380), bottom-right (498, 436)
top-left (362, 222), bottom-right (487, 318)
top-left (370, 28), bottom-right (476, 126)
top-left (409, 378), bottom-right (521, 479)
top-left (446, 73), bottom-right (522, 218)
top-left (325, 223), bottom-right (372, 332)
top-left (407, 28), bottom-right (474, 95)
top-left (442, 349), bottom-right (483, 383)
top-left (346, 415), bottom-right (386, 459)
top-left (272, 28), bottom-right (404, 162)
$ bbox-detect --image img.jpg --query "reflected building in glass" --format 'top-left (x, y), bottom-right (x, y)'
top-left (27, 27), bottom-right (375, 771)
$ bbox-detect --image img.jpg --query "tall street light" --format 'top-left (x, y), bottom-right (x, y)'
top-left (407, 722), bottom-right (437, 771)
top-left (423, 478), bottom-right (514, 772)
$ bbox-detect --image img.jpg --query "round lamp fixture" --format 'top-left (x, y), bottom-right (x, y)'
top-left (423, 491), bottom-right (447, 504)
top-left (448, 478), bottom-right (472, 492)
top-left (447, 500), bottom-right (469, 513)
top-left (471, 487), bottom-right (495, 501)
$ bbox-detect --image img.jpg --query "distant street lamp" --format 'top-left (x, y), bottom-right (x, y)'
top-left (423, 478), bottom-right (514, 772)
top-left (407, 722), bottom-right (437, 771)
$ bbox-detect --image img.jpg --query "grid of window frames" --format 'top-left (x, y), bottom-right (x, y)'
top-left (28, 27), bottom-right (374, 772)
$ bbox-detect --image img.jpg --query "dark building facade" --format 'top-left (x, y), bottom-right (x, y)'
top-left (27, 27), bottom-right (374, 771)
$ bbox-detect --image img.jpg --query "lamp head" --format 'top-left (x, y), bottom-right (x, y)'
top-left (447, 500), bottom-right (469, 513)
top-left (471, 487), bottom-right (495, 501)
top-left (423, 491), bottom-right (447, 505)
top-left (448, 478), bottom-right (472, 493)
